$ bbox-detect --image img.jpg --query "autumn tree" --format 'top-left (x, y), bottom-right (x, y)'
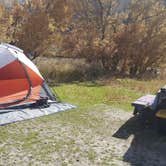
top-left (0, 4), bottom-right (11, 42)
top-left (114, 0), bottom-right (166, 76)
top-left (11, 0), bottom-right (74, 58)
top-left (8, 1), bottom-right (50, 58)
top-left (58, 0), bottom-right (119, 69)
top-left (60, 0), bottom-right (166, 77)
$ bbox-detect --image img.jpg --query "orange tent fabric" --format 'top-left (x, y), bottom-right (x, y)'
top-left (0, 44), bottom-right (43, 107)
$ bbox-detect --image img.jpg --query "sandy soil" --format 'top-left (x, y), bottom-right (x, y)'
top-left (0, 106), bottom-right (166, 166)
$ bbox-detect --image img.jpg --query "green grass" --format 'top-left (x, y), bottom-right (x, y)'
top-left (45, 78), bottom-right (165, 130)
top-left (49, 78), bottom-right (165, 129)
top-left (53, 79), bottom-right (165, 111)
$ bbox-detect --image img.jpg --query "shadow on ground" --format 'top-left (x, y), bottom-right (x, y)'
top-left (113, 116), bottom-right (166, 166)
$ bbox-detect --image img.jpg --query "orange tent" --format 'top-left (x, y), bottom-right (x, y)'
top-left (0, 43), bottom-right (54, 108)
top-left (0, 43), bottom-right (75, 125)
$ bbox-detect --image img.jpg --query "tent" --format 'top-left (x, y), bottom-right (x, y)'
top-left (0, 43), bottom-right (75, 125)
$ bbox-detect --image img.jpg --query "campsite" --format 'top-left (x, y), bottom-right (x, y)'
top-left (1, 0), bottom-right (166, 166)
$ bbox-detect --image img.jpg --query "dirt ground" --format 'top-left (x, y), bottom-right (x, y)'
top-left (0, 106), bottom-right (166, 166)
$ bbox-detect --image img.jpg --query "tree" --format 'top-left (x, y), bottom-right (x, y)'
top-left (114, 0), bottom-right (166, 76)
top-left (11, 0), bottom-right (51, 59)
top-left (11, 0), bottom-right (73, 58)
top-left (59, 0), bottom-right (119, 70)
top-left (0, 4), bottom-right (11, 42)
top-left (62, 0), bottom-right (166, 77)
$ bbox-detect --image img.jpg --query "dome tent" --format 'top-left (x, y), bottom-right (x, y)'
top-left (0, 43), bottom-right (75, 125)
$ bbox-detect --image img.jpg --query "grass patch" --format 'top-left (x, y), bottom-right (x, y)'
top-left (53, 79), bottom-right (165, 111)
top-left (87, 149), bottom-right (97, 162)
top-left (53, 80), bottom-right (152, 111)
top-left (48, 78), bottom-right (165, 129)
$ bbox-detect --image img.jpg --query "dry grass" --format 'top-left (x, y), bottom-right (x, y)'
top-left (35, 57), bottom-right (103, 83)
top-left (35, 57), bottom-right (166, 84)
top-left (99, 78), bottom-right (166, 94)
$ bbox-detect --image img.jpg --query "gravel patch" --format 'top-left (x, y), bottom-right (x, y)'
top-left (0, 106), bottom-right (166, 165)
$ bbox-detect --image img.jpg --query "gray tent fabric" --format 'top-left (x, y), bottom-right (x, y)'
top-left (0, 103), bottom-right (76, 125)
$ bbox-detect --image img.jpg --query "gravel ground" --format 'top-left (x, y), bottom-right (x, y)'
top-left (0, 106), bottom-right (166, 166)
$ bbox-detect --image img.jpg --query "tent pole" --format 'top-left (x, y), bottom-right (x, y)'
top-left (0, 60), bottom-right (32, 108)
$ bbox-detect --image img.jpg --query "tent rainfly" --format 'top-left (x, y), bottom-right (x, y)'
top-left (0, 43), bottom-right (75, 125)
